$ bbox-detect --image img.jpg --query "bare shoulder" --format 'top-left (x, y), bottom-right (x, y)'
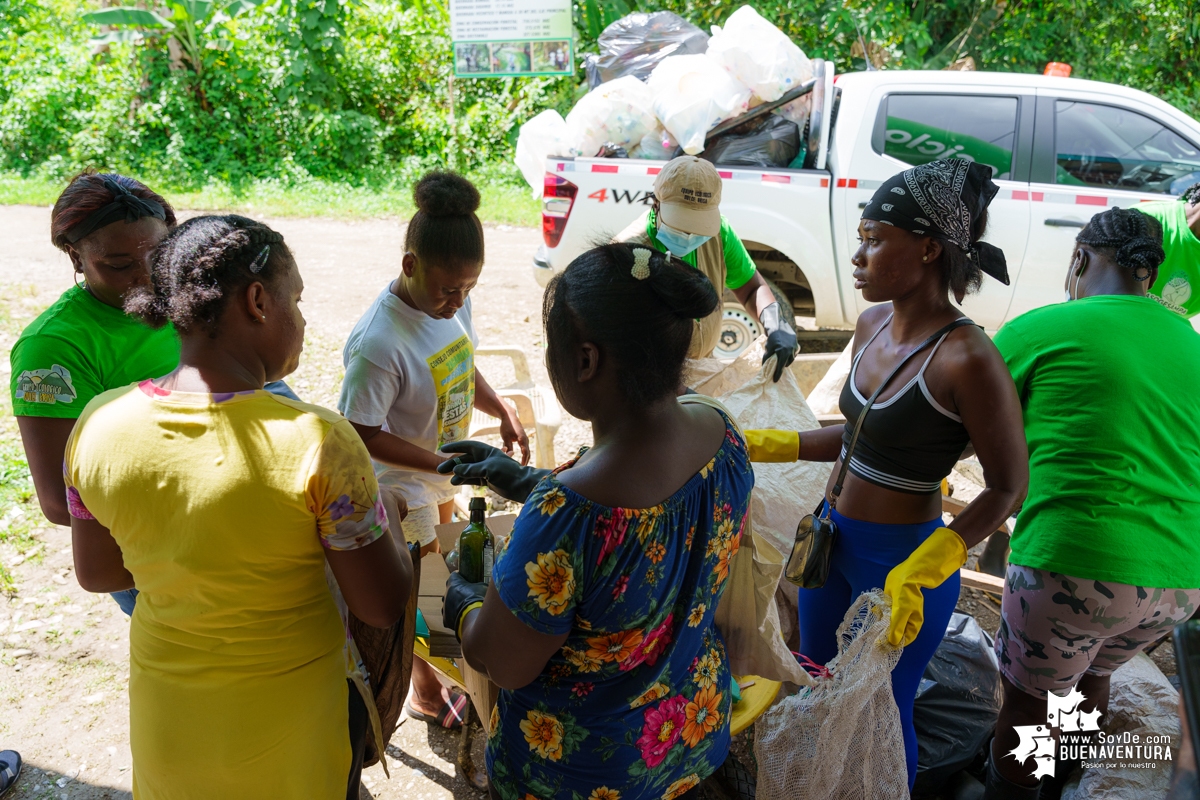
top-left (938, 323), bottom-right (1010, 387)
top-left (853, 304), bottom-right (893, 352)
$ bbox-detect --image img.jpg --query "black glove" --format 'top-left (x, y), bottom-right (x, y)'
top-left (760, 301), bottom-right (798, 382)
top-left (437, 440), bottom-right (550, 504)
top-left (444, 571), bottom-right (487, 640)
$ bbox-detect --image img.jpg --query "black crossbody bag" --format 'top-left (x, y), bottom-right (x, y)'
top-left (784, 318), bottom-right (976, 589)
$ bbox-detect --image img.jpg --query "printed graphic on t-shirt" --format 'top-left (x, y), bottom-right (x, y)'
top-left (16, 365), bottom-right (77, 405)
top-left (427, 336), bottom-right (474, 447)
top-left (1153, 271), bottom-right (1193, 315)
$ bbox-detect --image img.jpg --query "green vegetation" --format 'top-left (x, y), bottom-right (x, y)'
top-left (0, 0), bottom-right (1196, 222)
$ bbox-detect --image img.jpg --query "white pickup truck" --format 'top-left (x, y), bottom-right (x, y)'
top-left (532, 63), bottom-right (1200, 356)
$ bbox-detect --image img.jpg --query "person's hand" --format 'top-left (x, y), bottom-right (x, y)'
top-left (437, 441), bottom-right (550, 503)
top-left (444, 571), bottom-right (487, 640)
top-left (499, 405), bottom-right (531, 466)
top-left (379, 484), bottom-right (409, 522)
top-left (883, 527), bottom-right (968, 647)
top-left (760, 301), bottom-right (798, 382)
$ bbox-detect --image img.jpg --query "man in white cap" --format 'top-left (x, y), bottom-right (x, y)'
top-left (616, 155), bottom-right (797, 379)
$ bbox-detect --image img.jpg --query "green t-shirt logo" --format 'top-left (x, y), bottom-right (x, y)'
top-left (1162, 272), bottom-right (1192, 308)
top-left (16, 365), bottom-right (77, 405)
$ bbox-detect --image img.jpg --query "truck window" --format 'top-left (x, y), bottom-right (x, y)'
top-left (1054, 100), bottom-right (1200, 194)
top-left (873, 94), bottom-right (1018, 178)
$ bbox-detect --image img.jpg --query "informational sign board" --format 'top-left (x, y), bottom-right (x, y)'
top-left (450, 0), bottom-right (573, 78)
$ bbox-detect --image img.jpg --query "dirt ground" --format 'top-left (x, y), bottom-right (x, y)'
top-left (0, 204), bottom-right (1180, 799)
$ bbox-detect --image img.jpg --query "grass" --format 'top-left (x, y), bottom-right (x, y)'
top-left (0, 167), bottom-right (542, 227)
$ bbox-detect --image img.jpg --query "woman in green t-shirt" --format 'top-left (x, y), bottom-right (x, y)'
top-left (988, 207), bottom-right (1200, 799)
top-left (11, 172), bottom-right (181, 615)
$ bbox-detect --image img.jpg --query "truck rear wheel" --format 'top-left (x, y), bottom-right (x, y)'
top-left (715, 277), bottom-right (796, 360)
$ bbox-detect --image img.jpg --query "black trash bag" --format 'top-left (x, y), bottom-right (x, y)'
top-left (583, 11), bottom-right (709, 89)
top-left (699, 114), bottom-right (800, 168)
top-left (912, 612), bottom-right (1004, 794)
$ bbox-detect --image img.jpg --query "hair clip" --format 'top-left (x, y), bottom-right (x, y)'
top-left (631, 248), bottom-right (652, 280)
top-left (249, 245), bottom-right (270, 274)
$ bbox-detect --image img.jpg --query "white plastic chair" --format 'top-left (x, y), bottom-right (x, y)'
top-left (470, 346), bottom-right (562, 470)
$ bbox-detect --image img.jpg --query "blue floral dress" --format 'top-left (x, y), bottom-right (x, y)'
top-left (487, 412), bottom-right (754, 800)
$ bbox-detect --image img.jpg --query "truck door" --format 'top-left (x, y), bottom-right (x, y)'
top-left (1012, 93), bottom-right (1200, 320)
top-left (843, 91), bottom-right (1032, 330)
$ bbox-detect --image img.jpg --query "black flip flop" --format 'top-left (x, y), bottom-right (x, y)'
top-left (0, 750), bottom-right (21, 798)
top-left (404, 690), bottom-right (468, 729)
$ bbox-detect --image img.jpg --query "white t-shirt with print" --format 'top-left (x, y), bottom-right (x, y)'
top-left (338, 284), bottom-right (478, 509)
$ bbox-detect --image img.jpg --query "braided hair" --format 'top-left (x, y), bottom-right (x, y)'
top-left (543, 243), bottom-right (718, 406)
top-left (125, 215), bottom-right (290, 335)
top-left (1076, 207), bottom-right (1164, 282)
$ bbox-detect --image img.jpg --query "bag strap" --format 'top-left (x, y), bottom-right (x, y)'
top-left (827, 317), bottom-right (976, 511)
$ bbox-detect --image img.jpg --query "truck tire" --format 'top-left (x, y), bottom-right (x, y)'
top-left (715, 277), bottom-right (796, 361)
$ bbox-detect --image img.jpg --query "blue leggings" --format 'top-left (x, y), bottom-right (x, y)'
top-left (795, 504), bottom-right (960, 791)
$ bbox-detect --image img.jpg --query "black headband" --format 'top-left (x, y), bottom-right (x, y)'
top-left (863, 160), bottom-right (1010, 285)
top-left (64, 177), bottom-right (166, 245)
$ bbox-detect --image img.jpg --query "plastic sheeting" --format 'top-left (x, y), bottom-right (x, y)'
top-left (707, 5), bottom-right (813, 103)
top-left (583, 11), bottom-right (709, 88)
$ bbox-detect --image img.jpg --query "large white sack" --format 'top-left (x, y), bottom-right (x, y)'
top-left (514, 110), bottom-right (576, 195)
top-left (707, 5), bottom-right (813, 103)
top-left (1061, 654), bottom-right (1179, 800)
top-left (566, 75), bottom-right (657, 158)
top-left (685, 339), bottom-right (828, 558)
top-left (647, 54), bottom-right (752, 154)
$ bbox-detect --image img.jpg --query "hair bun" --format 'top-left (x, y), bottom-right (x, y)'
top-left (1116, 235), bottom-right (1165, 274)
top-left (644, 251), bottom-right (720, 321)
top-left (413, 171), bottom-right (481, 217)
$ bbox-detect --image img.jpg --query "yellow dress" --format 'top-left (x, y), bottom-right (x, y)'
top-left (64, 382), bottom-right (389, 799)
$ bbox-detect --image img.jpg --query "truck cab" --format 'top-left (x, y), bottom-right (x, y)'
top-left (534, 68), bottom-right (1200, 352)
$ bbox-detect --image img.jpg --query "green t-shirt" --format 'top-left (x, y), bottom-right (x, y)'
top-left (644, 210), bottom-right (757, 290)
top-left (10, 284), bottom-right (181, 419)
top-left (995, 295), bottom-right (1200, 588)
top-left (1141, 200), bottom-right (1200, 318)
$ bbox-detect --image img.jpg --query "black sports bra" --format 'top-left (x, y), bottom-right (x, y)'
top-left (837, 314), bottom-right (972, 495)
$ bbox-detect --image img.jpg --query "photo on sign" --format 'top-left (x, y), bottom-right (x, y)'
top-left (490, 41), bottom-right (532, 74)
top-left (531, 39), bottom-right (571, 73)
top-left (455, 42), bottom-right (492, 75)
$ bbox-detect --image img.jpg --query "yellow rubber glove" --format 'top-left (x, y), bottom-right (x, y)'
top-left (884, 527), bottom-right (967, 647)
top-left (744, 430), bottom-right (800, 462)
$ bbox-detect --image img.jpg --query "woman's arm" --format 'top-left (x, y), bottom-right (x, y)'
top-left (474, 370), bottom-right (531, 466)
top-left (325, 535), bottom-right (412, 629)
top-left (459, 583), bottom-right (569, 690)
top-left (71, 516), bottom-right (134, 593)
top-left (945, 333), bottom-right (1029, 549)
top-left (349, 422), bottom-right (448, 474)
top-left (16, 416), bottom-right (75, 526)
top-left (798, 426), bottom-right (846, 462)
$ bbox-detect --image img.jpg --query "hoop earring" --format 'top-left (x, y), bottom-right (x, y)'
top-left (73, 270), bottom-right (86, 290)
top-left (1133, 266), bottom-right (1151, 282)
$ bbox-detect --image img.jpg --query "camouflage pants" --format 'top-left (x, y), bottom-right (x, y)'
top-left (995, 564), bottom-right (1200, 698)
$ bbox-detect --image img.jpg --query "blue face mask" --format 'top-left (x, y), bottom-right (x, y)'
top-left (656, 220), bottom-right (712, 258)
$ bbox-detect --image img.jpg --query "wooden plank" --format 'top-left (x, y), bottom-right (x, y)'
top-left (960, 567), bottom-right (1004, 595)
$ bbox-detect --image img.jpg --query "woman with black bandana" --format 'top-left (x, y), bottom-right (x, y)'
top-left (741, 160), bottom-right (1029, 790)
top-left (10, 171), bottom-right (297, 616)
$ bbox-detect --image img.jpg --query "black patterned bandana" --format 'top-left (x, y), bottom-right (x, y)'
top-left (863, 159), bottom-right (1010, 285)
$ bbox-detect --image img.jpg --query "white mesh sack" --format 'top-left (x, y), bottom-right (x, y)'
top-left (565, 75), bottom-right (657, 157)
top-left (754, 591), bottom-right (910, 800)
top-left (706, 5), bottom-right (813, 103)
top-left (647, 53), bottom-right (752, 154)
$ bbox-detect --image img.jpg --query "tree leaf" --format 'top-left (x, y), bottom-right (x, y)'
top-left (81, 7), bottom-right (175, 29)
top-left (223, 0), bottom-right (262, 16)
top-left (88, 29), bottom-right (146, 44)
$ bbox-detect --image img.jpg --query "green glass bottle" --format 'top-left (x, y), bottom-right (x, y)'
top-left (457, 496), bottom-right (494, 585)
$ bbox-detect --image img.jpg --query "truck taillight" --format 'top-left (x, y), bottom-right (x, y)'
top-left (543, 173), bottom-right (577, 248)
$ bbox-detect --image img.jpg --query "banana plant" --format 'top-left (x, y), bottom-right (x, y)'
top-left (82, 0), bottom-right (264, 78)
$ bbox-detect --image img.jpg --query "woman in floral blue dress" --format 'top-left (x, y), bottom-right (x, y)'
top-left (441, 243), bottom-right (754, 800)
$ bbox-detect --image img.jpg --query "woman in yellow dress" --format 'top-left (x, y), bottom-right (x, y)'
top-left (63, 215), bottom-right (412, 799)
